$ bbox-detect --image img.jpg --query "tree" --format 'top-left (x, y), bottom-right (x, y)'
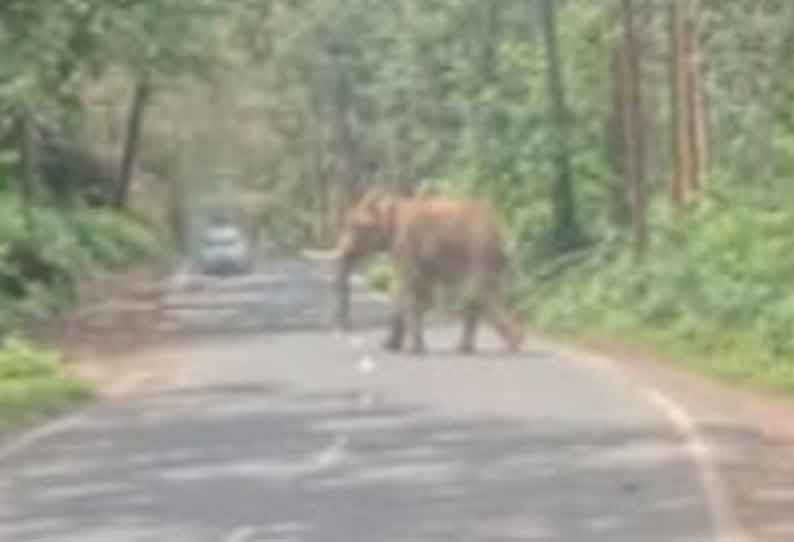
top-left (670, 0), bottom-right (708, 207)
top-left (620, 0), bottom-right (648, 256)
top-left (113, 75), bottom-right (150, 208)
top-left (539, 0), bottom-right (582, 249)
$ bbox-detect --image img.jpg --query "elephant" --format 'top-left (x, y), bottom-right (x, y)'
top-left (329, 189), bottom-right (525, 355)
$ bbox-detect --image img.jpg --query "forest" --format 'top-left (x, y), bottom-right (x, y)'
top-left (1, 0), bottom-right (794, 420)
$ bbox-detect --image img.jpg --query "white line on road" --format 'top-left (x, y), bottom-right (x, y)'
top-left (522, 332), bottom-right (751, 541)
top-left (644, 388), bottom-right (752, 542)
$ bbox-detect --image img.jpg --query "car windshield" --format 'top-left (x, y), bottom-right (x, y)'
top-left (204, 225), bottom-right (241, 245)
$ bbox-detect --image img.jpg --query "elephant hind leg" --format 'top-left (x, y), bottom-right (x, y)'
top-left (391, 277), bottom-right (433, 355)
top-left (458, 303), bottom-right (482, 354)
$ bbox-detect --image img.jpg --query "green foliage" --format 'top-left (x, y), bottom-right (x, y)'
top-left (74, 209), bottom-right (163, 267)
top-left (364, 256), bottom-right (395, 293)
top-left (518, 199), bottom-right (794, 392)
top-left (0, 335), bottom-right (92, 426)
top-left (0, 335), bottom-right (58, 379)
top-left (0, 196), bottom-right (161, 332)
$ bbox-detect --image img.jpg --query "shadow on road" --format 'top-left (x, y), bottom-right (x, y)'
top-left (1, 383), bottom-right (711, 541)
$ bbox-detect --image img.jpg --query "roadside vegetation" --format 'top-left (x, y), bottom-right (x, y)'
top-left (0, 2), bottom-right (189, 424)
top-left (0, 336), bottom-right (92, 428)
top-left (0, 193), bottom-right (162, 423)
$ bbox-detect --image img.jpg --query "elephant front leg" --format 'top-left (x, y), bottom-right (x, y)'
top-left (382, 309), bottom-right (404, 351)
top-left (404, 281), bottom-right (432, 355)
top-left (405, 297), bottom-right (426, 355)
top-left (382, 275), bottom-right (405, 351)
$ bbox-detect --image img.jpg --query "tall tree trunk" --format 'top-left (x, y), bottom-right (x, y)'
top-left (693, 38), bottom-right (711, 184)
top-left (621, 0), bottom-right (648, 256)
top-left (695, 58), bottom-right (712, 184)
top-left (539, 0), bottom-right (581, 249)
top-left (114, 76), bottom-right (151, 208)
top-left (608, 42), bottom-right (631, 226)
top-left (683, 0), bottom-right (700, 193)
top-left (167, 133), bottom-right (188, 251)
top-left (690, 0), bottom-right (712, 182)
top-left (19, 112), bottom-right (36, 235)
top-left (670, 0), bottom-right (705, 207)
top-left (670, 0), bottom-right (688, 206)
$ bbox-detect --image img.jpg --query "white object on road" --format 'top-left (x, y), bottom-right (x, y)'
top-left (355, 391), bottom-right (380, 410)
top-left (225, 525), bottom-right (257, 542)
top-left (357, 355), bottom-right (375, 373)
top-left (315, 435), bottom-right (349, 468)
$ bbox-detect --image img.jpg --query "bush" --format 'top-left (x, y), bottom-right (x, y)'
top-left (516, 198), bottom-right (794, 392)
top-left (0, 196), bottom-right (163, 333)
top-left (0, 335), bottom-right (92, 425)
top-left (365, 256), bottom-right (395, 293)
top-left (0, 335), bottom-right (59, 379)
top-left (74, 209), bottom-right (163, 268)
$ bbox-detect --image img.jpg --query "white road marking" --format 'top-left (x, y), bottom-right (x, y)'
top-left (644, 388), bottom-right (752, 542)
top-left (521, 332), bottom-right (752, 541)
top-left (357, 355), bottom-right (375, 373)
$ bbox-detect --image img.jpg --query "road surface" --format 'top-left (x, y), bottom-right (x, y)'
top-left (0, 260), bottom-right (735, 541)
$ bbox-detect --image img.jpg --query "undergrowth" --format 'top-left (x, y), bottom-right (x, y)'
top-left (517, 199), bottom-right (794, 394)
top-left (0, 197), bottom-right (163, 333)
top-left (0, 335), bottom-right (92, 428)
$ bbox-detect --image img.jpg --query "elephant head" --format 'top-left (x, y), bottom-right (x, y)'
top-left (332, 190), bottom-right (399, 329)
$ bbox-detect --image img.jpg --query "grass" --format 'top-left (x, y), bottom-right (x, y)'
top-left (0, 336), bottom-right (93, 430)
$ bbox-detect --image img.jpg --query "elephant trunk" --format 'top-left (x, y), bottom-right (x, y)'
top-left (302, 238), bottom-right (357, 330)
top-left (334, 251), bottom-right (354, 330)
top-left (332, 231), bottom-right (359, 330)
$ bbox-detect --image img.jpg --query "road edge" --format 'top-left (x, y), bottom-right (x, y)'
top-left (524, 331), bottom-right (752, 542)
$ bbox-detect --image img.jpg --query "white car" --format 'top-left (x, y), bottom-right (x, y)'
top-left (196, 223), bottom-right (253, 276)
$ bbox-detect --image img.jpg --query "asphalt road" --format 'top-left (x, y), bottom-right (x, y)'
top-left (0, 260), bottom-right (722, 541)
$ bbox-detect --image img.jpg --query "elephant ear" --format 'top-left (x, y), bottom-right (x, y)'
top-left (352, 188), bottom-right (398, 234)
top-left (373, 195), bottom-right (398, 236)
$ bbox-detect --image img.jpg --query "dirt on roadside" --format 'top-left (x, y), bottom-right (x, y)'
top-left (23, 265), bottom-right (180, 397)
